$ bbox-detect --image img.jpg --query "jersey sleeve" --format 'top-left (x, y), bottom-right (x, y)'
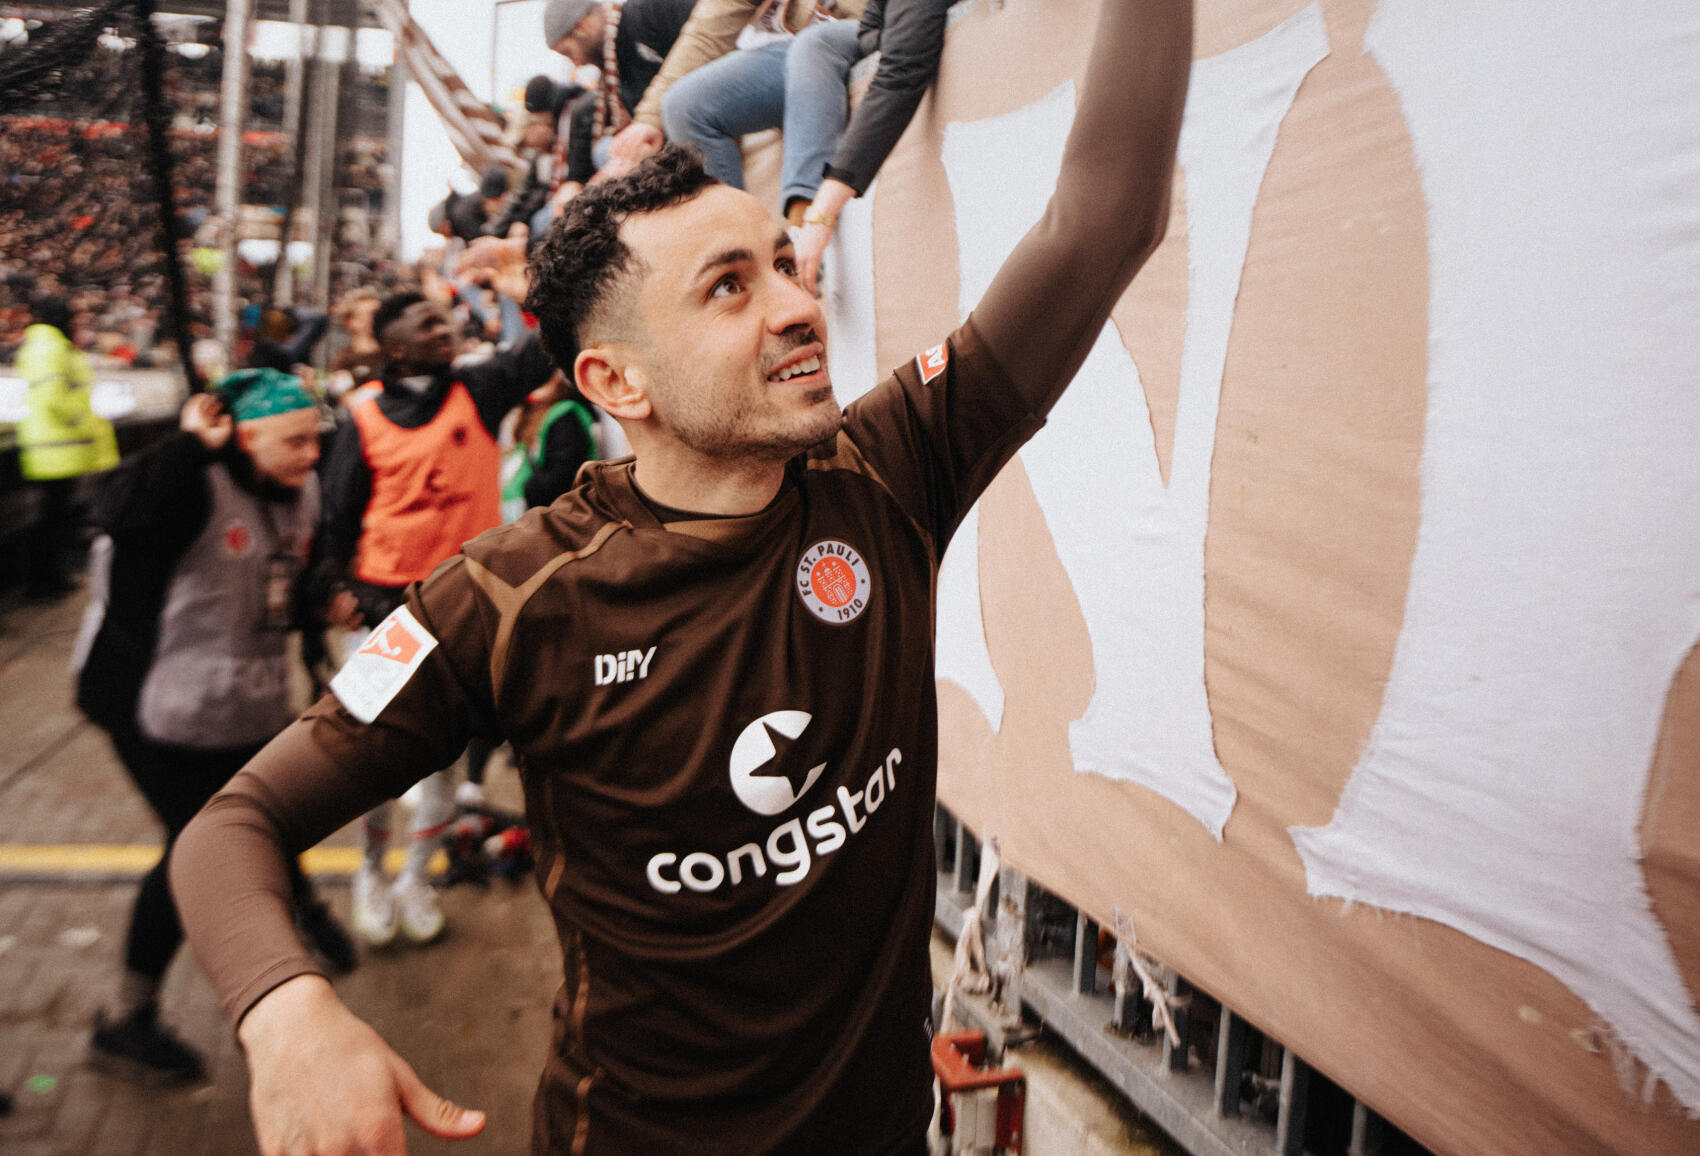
top-left (171, 557), bottom-right (501, 1028)
top-left (840, 317), bottom-right (1035, 555)
top-left (313, 556), bottom-right (502, 768)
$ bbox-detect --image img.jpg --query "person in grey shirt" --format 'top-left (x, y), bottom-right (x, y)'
top-left (75, 370), bottom-right (359, 1083)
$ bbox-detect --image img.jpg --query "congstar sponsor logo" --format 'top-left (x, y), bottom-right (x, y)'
top-left (645, 709), bottom-right (902, 895)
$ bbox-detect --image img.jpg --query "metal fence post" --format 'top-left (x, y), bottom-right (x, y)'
top-left (1276, 1046), bottom-right (1310, 1156)
top-left (991, 864), bottom-right (1028, 1016)
top-left (1072, 913), bottom-right (1098, 997)
top-left (1214, 1009), bottom-right (1247, 1117)
top-left (1162, 972), bottom-right (1190, 1071)
top-left (1349, 1100), bottom-right (1387, 1156)
top-left (952, 818), bottom-right (975, 896)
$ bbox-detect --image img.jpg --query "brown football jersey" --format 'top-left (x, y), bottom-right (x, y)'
top-left (171, 0), bottom-right (1189, 1143)
top-left (359, 322), bottom-right (1027, 1153)
top-left (192, 322), bottom-right (1033, 1154)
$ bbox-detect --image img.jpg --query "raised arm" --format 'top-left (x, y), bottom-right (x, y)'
top-left (91, 428), bottom-right (212, 550)
top-left (971, 0), bottom-right (1191, 412)
top-left (822, 0), bottom-right (953, 199)
top-left (462, 330), bottom-right (560, 437)
top-left (792, 0), bottom-right (956, 292)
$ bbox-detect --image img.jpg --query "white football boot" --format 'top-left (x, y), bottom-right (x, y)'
top-left (393, 873), bottom-right (444, 945)
top-left (351, 865), bottom-right (398, 948)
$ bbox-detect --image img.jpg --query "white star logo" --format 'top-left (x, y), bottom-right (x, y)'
top-left (728, 710), bottom-right (828, 815)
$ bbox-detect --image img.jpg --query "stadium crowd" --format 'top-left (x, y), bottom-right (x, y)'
top-left (0, 18), bottom-right (396, 369)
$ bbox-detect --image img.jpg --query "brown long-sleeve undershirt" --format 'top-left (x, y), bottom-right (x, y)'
top-left (170, 0), bottom-right (1192, 1079)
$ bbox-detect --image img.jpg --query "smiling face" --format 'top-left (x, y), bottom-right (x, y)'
top-left (598, 184), bottom-right (841, 462)
top-left (380, 300), bottom-right (457, 375)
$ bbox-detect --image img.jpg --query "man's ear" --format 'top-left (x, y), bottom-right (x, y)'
top-left (576, 346), bottom-right (651, 422)
top-left (234, 423), bottom-right (257, 453)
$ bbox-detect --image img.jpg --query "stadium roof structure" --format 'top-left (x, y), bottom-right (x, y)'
top-left (6, 0), bottom-right (381, 28)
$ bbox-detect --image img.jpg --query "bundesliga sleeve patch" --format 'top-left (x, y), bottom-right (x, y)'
top-left (330, 605), bottom-right (440, 724)
top-left (915, 342), bottom-right (950, 384)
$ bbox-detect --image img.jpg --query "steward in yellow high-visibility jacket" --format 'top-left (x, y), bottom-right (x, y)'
top-left (16, 319), bottom-right (118, 481)
top-left (13, 299), bottom-right (118, 596)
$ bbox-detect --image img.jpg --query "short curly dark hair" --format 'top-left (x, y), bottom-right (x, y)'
top-left (372, 291), bottom-right (426, 344)
top-left (525, 144), bottom-right (720, 371)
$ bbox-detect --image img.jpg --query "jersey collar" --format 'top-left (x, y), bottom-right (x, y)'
top-left (590, 458), bottom-right (801, 550)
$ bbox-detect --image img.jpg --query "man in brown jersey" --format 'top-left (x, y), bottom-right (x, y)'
top-left (172, 1), bottom-right (1192, 1152)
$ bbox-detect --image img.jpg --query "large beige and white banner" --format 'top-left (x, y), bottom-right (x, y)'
top-left (811, 1), bottom-right (1700, 1152)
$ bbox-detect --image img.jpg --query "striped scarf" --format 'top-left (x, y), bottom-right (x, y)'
top-left (593, 0), bottom-right (631, 142)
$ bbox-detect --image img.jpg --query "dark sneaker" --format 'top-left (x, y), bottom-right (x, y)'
top-left (297, 898), bottom-right (359, 974)
top-left (89, 1007), bottom-right (206, 1084)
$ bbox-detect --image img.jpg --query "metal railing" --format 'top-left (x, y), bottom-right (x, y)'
top-left (931, 804), bottom-right (1426, 1156)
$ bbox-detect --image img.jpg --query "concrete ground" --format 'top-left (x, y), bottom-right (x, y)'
top-left (0, 585), bottom-right (558, 1156)
top-left (0, 583), bottom-right (1177, 1156)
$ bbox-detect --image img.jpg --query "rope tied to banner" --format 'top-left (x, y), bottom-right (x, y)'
top-left (1111, 907), bottom-right (1187, 1048)
top-left (941, 834), bottom-right (1001, 1031)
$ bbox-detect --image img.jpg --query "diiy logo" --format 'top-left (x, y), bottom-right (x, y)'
top-left (594, 646), bottom-right (657, 686)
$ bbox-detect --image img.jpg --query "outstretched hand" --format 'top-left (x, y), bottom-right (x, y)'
top-left (790, 179), bottom-right (854, 297)
top-left (793, 222), bottom-right (832, 297)
top-left (608, 122), bottom-right (663, 169)
top-left (456, 236), bottom-right (532, 305)
top-left (239, 975), bottom-right (485, 1156)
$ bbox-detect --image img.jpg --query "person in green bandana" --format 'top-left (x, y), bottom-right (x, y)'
top-left (74, 369), bottom-right (360, 1083)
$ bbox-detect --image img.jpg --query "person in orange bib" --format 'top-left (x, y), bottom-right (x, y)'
top-left (314, 292), bottom-right (557, 947)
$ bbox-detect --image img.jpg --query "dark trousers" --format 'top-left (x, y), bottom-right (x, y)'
top-left (103, 724), bottom-right (310, 982)
top-left (23, 476), bottom-right (79, 593)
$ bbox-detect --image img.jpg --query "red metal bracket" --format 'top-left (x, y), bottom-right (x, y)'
top-left (931, 1030), bottom-right (1025, 1152)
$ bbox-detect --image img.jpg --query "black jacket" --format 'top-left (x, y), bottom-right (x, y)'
top-left (823, 0), bottom-right (952, 196)
top-left (617, 0), bottom-right (698, 120)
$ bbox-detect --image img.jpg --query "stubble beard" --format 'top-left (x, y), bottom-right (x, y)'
top-left (655, 336), bottom-right (843, 462)
top-left (671, 380), bottom-right (843, 462)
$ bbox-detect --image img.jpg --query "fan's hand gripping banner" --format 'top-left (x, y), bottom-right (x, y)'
top-left (813, 1), bottom-right (1700, 1152)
